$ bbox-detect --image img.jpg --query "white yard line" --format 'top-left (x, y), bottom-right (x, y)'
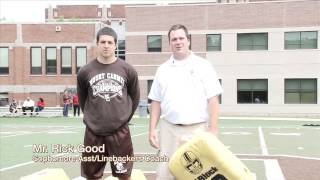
top-left (258, 126), bottom-right (269, 155)
top-left (0, 153), bottom-right (67, 172)
top-left (0, 161), bottom-right (34, 172)
top-left (131, 131), bottom-right (149, 138)
top-left (270, 132), bottom-right (301, 136)
top-left (236, 153), bottom-right (320, 161)
top-left (220, 116), bottom-right (320, 121)
top-left (264, 159), bottom-right (285, 180)
top-left (1, 127), bottom-right (83, 138)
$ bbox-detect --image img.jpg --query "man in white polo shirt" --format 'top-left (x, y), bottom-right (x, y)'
top-left (22, 97), bottom-right (35, 115)
top-left (148, 24), bottom-right (223, 180)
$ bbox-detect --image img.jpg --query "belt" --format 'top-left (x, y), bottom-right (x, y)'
top-left (174, 122), bottom-right (205, 126)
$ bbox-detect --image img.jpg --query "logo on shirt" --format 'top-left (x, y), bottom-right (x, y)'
top-left (89, 73), bottom-right (125, 101)
top-left (114, 161), bottom-right (127, 173)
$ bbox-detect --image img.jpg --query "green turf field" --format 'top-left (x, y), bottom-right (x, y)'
top-left (0, 117), bottom-right (319, 180)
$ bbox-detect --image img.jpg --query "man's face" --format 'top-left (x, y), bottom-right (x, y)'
top-left (97, 35), bottom-right (116, 59)
top-left (169, 29), bottom-right (190, 57)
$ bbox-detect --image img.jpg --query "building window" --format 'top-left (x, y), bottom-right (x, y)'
top-left (147, 35), bottom-right (162, 52)
top-left (117, 40), bottom-right (126, 60)
top-left (31, 47), bottom-right (42, 74)
top-left (237, 33), bottom-right (268, 50)
top-left (207, 34), bottom-right (221, 51)
top-left (238, 79), bottom-right (268, 104)
top-left (0, 47), bottom-right (9, 74)
top-left (0, 92), bottom-right (9, 106)
top-left (46, 47), bottom-right (57, 74)
top-left (285, 79), bottom-right (317, 104)
top-left (61, 47), bottom-right (72, 74)
top-left (285, 31), bottom-right (318, 49)
top-left (76, 47), bottom-right (87, 73)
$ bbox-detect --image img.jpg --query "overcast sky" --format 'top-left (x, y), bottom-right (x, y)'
top-left (0, 0), bottom-right (215, 22)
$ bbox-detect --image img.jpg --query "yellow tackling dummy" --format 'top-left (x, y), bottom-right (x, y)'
top-left (169, 132), bottom-right (254, 180)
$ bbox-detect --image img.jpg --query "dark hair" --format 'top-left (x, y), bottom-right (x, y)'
top-left (167, 24), bottom-right (190, 41)
top-left (39, 98), bottom-right (44, 102)
top-left (96, 27), bottom-right (118, 44)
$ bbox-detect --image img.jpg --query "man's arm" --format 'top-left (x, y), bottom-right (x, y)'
top-left (149, 100), bottom-right (161, 149)
top-left (77, 73), bottom-right (88, 112)
top-left (207, 96), bottom-right (220, 135)
top-left (127, 69), bottom-right (140, 120)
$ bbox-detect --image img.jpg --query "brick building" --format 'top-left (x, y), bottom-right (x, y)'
top-left (0, 5), bottom-right (125, 107)
top-left (125, 0), bottom-right (320, 117)
top-left (0, 1), bottom-right (319, 117)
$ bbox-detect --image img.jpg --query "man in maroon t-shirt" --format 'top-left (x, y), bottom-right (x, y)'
top-left (77, 27), bottom-right (140, 180)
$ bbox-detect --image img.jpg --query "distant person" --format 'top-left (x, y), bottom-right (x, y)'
top-left (62, 91), bottom-right (70, 117)
top-left (22, 97), bottom-right (35, 115)
top-left (77, 27), bottom-right (140, 180)
top-left (254, 97), bottom-right (261, 103)
top-left (9, 99), bottom-right (18, 114)
top-left (72, 94), bottom-right (80, 117)
top-left (35, 98), bottom-right (45, 114)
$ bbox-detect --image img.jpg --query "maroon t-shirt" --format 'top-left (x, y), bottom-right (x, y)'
top-left (77, 58), bottom-right (140, 135)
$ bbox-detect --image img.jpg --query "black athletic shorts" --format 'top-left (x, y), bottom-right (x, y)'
top-left (81, 124), bottom-right (133, 179)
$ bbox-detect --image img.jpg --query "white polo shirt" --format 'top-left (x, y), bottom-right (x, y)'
top-left (148, 52), bottom-right (223, 125)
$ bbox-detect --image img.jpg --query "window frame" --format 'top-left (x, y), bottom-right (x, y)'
top-left (147, 35), bottom-right (162, 52)
top-left (0, 47), bottom-right (9, 75)
top-left (237, 79), bottom-right (268, 104)
top-left (45, 47), bottom-right (57, 75)
top-left (76, 47), bottom-right (87, 73)
top-left (116, 40), bottom-right (126, 60)
top-left (284, 31), bottom-right (318, 50)
top-left (30, 47), bottom-right (42, 75)
top-left (206, 34), bottom-right (221, 51)
top-left (284, 78), bottom-right (317, 104)
top-left (60, 47), bottom-right (72, 75)
top-left (237, 33), bottom-right (268, 51)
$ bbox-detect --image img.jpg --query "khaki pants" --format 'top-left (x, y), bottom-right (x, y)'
top-left (156, 120), bottom-right (207, 180)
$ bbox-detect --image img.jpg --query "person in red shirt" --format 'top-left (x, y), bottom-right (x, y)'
top-left (73, 94), bottom-right (80, 116)
top-left (35, 98), bottom-right (45, 114)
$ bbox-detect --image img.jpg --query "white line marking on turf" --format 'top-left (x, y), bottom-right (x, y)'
top-left (264, 159), bottom-right (285, 180)
top-left (0, 153), bottom-right (67, 172)
top-left (270, 132), bottom-right (301, 136)
top-left (221, 132), bottom-right (252, 135)
top-left (24, 145), bottom-right (32, 148)
top-left (0, 161), bottom-right (34, 172)
top-left (236, 153), bottom-right (320, 161)
top-left (258, 126), bottom-right (269, 155)
top-left (1, 127), bottom-right (83, 138)
top-left (47, 131), bottom-right (77, 134)
top-left (131, 131), bottom-right (149, 138)
top-left (220, 116), bottom-right (320, 121)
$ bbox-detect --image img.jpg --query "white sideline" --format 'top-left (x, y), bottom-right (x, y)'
top-left (0, 153), bottom-right (67, 172)
top-left (258, 126), bottom-right (269, 155)
top-left (264, 159), bottom-right (285, 180)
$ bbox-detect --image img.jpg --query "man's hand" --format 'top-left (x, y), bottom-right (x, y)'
top-left (208, 126), bottom-right (218, 136)
top-left (149, 129), bottom-right (160, 149)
